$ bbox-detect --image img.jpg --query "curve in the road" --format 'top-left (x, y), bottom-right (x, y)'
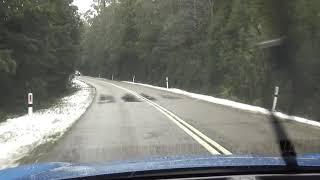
top-left (105, 81), bottom-right (232, 155)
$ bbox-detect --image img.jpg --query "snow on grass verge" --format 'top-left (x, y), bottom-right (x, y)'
top-left (0, 78), bottom-right (94, 169)
top-left (124, 81), bottom-right (320, 128)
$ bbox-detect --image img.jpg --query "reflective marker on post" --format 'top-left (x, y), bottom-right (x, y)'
top-left (272, 86), bottom-right (279, 112)
top-left (28, 93), bottom-right (33, 116)
top-left (166, 77), bottom-right (169, 89)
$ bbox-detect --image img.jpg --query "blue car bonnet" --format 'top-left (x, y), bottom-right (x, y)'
top-left (1, 154), bottom-right (320, 179)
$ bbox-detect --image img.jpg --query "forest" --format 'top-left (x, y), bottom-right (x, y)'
top-left (0, 0), bottom-right (81, 117)
top-left (79, 0), bottom-right (320, 120)
top-left (1, 0), bottom-right (320, 120)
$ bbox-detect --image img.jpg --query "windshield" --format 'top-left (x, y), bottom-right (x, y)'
top-left (1, 0), bottom-right (320, 173)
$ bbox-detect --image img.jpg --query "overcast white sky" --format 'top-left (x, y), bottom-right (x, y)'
top-left (72, 0), bottom-right (94, 14)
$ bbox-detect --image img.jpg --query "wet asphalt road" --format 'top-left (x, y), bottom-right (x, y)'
top-left (22, 76), bottom-right (320, 165)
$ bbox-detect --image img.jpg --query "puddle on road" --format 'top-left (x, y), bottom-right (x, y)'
top-left (122, 94), bottom-right (141, 102)
top-left (140, 93), bottom-right (157, 101)
top-left (98, 94), bottom-right (115, 104)
top-left (161, 94), bottom-right (183, 100)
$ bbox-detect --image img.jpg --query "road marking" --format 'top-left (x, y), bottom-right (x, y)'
top-left (100, 79), bottom-right (232, 155)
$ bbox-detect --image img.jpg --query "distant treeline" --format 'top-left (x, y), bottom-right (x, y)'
top-left (0, 0), bottom-right (81, 112)
top-left (79, 0), bottom-right (320, 120)
top-left (79, 0), bottom-right (320, 119)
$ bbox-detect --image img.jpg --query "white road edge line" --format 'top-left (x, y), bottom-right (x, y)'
top-left (101, 80), bottom-right (232, 155)
top-left (123, 81), bottom-right (320, 129)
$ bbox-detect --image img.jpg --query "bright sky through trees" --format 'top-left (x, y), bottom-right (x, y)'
top-left (72, 0), bottom-right (94, 14)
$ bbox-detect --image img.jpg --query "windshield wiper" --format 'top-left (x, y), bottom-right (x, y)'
top-left (270, 114), bottom-right (298, 168)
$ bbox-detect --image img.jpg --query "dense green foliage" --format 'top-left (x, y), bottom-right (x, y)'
top-left (0, 0), bottom-right (81, 112)
top-left (80, 0), bottom-right (320, 120)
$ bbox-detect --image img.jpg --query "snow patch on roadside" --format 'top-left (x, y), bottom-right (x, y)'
top-left (0, 78), bottom-right (94, 170)
top-left (124, 81), bottom-right (320, 128)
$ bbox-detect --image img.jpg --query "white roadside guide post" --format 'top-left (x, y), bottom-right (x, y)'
top-left (132, 75), bottom-right (135, 83)
top-left (112, 74), bottom-right (114, 81)
top-left (272, 86), bottom-right (279, 112)
top-left (166, 77), bottom-right (169, 89)
top-left (28, 93), bottom-right (33, 116)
